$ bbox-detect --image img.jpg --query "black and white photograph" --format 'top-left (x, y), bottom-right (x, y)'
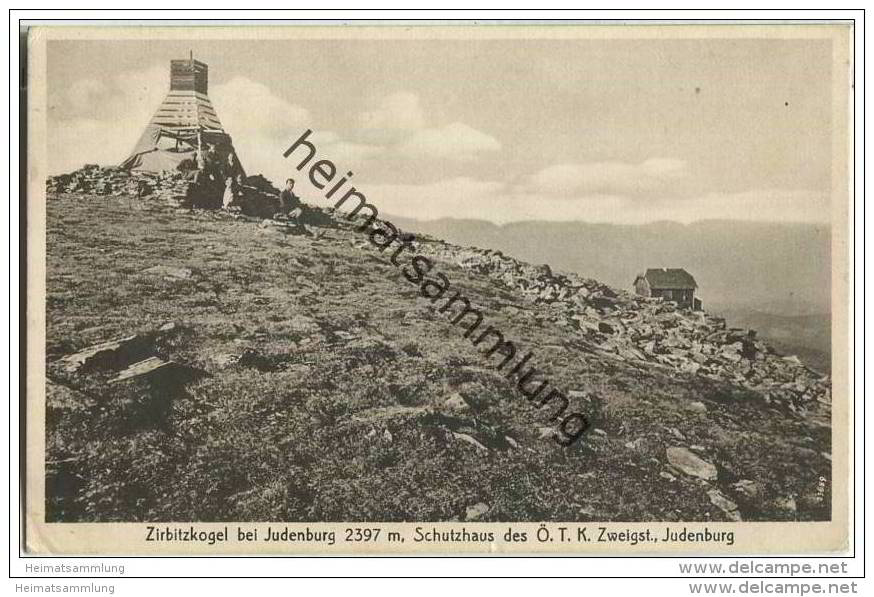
top-left (24, 22), bottom-right (852, 555)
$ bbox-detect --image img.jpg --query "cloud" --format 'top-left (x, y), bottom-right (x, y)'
top-left (47, 72), bottom-right (824, 226)
top-left (47, 67), bottom-right (387, 186)
top-left (208, 77), bottom-right (317, 183)
top-left (359, 91), bottom-right (426, 131)
top-left (528, 159), bottom-right (690, 196)
top-left (357, 92), bottom-right (501, 161)
top-left (48, 65), bottom-right (168, 174)
top-left (47, 67), bottom-right (318, 181)
top-left (641, 158), bottom-right (688, 179)
top-left (396, 122), bottom-right (502, 161)
top-left (212, 76), bottom-right (310, 139)
top-left (320, 141), bottom-right (384, 167)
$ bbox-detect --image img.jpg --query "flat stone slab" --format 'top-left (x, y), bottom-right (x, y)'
top-left (61, 335), bottom-right (140, 373)
top-left (666, 446), bottom-right (718, 481)
top-left (110, 356), bottom-right (174, 383)
top-left (453, 432), bottom-right (488, 451)
top-left (143, 265), bottom-right (195, 280)
top-left (350, 405), bottom-right (431, 423)
top-left (708, 489), bottom-right (742, 521)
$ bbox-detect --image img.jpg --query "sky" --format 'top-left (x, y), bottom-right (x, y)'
top-left (45, 35), bottom-right (839, 224)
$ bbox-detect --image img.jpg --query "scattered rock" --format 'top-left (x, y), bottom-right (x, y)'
top-left (443, 392), bottom-right (470, 412)
top-left (453, 432), bottom-right (488, 451)
top-left (417, 240), bottom-right (830, 412)
top-left (211, 353), bottom-right (239, 368)
top-left (707, 489), bottom-right (742, 521)
top-left (774, 496), bottom-right (797, 513)
top-left (109, 356), bottom-right (173, 383)
top-left (61, 335), bottom-right (142, 373)
top-left (666, 446), bottom-right (718, 481)
top-left (464, 502), bottom-right (489, 521)
top-left (110, 357), bottom-right (206, 385)
top-left (625, 439), bottom-right (647, 451)
top-left (666, 427), bottom-right (686, 441)
top-left (143, 265), bottom-right (195, 281)
top-left (47, 164), bottom-right (282, 215)
top-left (577, 505), bottom-right (597, 517)
top-left (158, 322), bottom-right (178, 333)
top-left (732, 479), bottom-right (762, 500)
top-left (535, 426), bottom-right (556, 440)
top-left (687, 401), bottom-right (708, 414)
top-left (236, 349), bottom-right (292, 372)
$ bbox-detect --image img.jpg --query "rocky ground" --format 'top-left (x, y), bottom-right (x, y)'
top-left (47, 164), bottom-right (280, 215)
top-left (44, 193), bottom-right (831, 523)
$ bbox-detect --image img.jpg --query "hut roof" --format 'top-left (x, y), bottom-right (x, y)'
top-left (641, 268), bottom-right (698, 290)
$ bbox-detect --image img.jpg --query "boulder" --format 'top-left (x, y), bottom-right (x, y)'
top-left (464, 502), bottom-right (489, 521)
top-left (666, 447), bottom-right (718, 481)
top-left (665, 427), bottom-right (686, 441)
top-left (453, 432), bottom-right (488, 451)
top-left (686, 401), bottom-right (708, 414)
top-left (109, 357), bottom-right (206, 386)
top-left (443, 392), bottom-right (470, 412)
top-left (707, 489), bottom-right (742, 521)
top-left (143, 265), bottom-right (195, 281)
top-left (109, 356), bottom-right (173, 383)
top-left (732, 479), bottom-right (762, 500)
top-left (61, 335), bottom-right (141, 373)
top-left (536, 426), bottom-right (556, 440)
top-left (774, 496), bottom-right (797, 513)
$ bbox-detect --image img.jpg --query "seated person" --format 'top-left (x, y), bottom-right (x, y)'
top-left (277, 178), bottom-right (305, 221)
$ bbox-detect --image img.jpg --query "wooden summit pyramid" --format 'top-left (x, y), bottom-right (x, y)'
top-left (150, 57), bottom-right (223, 131)
top-left (121, 53), bottom-right (243, 175)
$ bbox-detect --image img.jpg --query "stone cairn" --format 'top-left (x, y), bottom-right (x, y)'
top-left (46, 164), bottom-right (282, 217)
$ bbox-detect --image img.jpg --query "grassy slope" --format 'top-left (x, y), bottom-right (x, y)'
top-left (45, 195), bottom-right (831, 522)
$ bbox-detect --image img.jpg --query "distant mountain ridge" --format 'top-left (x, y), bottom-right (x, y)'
top-left (386, 215), bottom-right (832, 364)
top-left (384, 216), bottom-right (831, 312)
